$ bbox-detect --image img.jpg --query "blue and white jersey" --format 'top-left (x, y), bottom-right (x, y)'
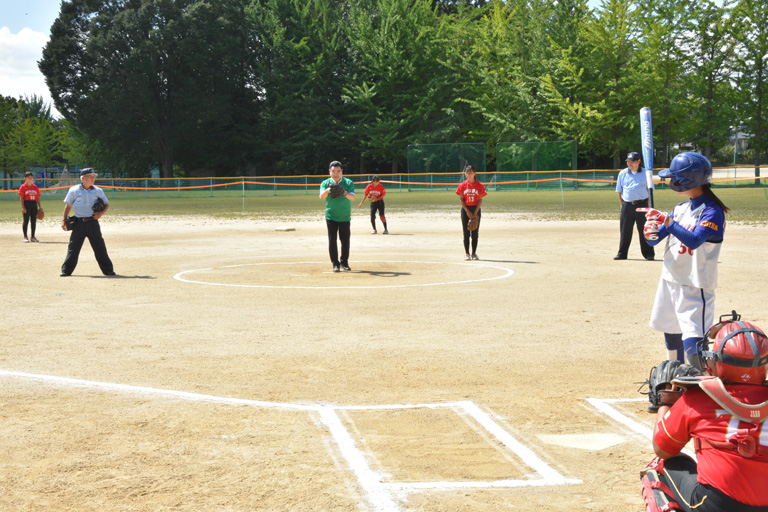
top-left (64, 184), bottom-right (109, 218)
top-left (658, 196), bottom-right (725, 290)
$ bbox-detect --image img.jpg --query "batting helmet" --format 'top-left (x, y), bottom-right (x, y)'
top-left (658, 152), bottom-right (712, 192)
top-left (702, 319), bottom-right (768, 384)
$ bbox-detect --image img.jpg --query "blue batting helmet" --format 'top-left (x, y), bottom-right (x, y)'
top-left (658, 152), bottom-right (712, 192)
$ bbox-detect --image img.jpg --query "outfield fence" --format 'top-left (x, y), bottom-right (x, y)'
top-left (1, 168), bottom-right (766, 200)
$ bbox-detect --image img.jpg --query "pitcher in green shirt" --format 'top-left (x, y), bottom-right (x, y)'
top-left (319, 161), bottom-right (355, 272)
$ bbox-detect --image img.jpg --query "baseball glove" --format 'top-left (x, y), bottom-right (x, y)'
top-left (328, 183), bottom-right (346, 198)
top-left (64, 216), bottom-right (76, 231)
top-left (641, 360), bottom-right (701, 409)
top-left (92, 198), bottom-right (106, 213)
top-left (36, 208), bottom-right (44, 220)
top-left (467, 216), bottom-right (479, 231)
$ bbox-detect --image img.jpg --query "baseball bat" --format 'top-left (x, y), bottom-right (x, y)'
top-left (640, 107), bottom-right (654, 208)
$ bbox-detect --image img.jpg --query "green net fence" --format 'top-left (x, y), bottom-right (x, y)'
top-left (406, 143), bottom-right (487, 191)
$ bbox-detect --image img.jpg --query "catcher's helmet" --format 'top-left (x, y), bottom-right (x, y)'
top-left (702, 319), bottom-right (768, 384)
top-left (658, 152), bottom-right (712, 192)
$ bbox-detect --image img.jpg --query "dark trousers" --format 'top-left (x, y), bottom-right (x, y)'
top-left (370, 201), bottom-right (385, 227)
top-left (618, 199), bottom-right (654, 259)
top-left (22, 201), bottom-right (38, 237)
top-left (326, 219), bottom-right (350, 265)
top-left (660, 454), bottom-right (768, 512)
top-left (461, 205), bottom-right (480, 254)
top-left (62, 217), bottom-right (114, 275)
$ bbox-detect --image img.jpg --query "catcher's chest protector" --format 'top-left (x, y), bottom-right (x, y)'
top-left (696, 378), bottom-right (768, 458)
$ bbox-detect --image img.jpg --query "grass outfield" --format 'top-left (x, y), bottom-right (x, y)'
top-left (1, 187), bottom-right (766, 223)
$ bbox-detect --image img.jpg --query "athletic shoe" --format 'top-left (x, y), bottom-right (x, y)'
top-left (341, 263), bottom-right (351, 271)
top-left (382, 229), bottom-right (388, 234)
top-left (103, 271), bottom-right (116, 276)
top-left (31, 237), bottom-right (39, 242)
top-left (471, 253), bottom-right (479, 260)
top-left (333, 265), bottom-right (340, 273)
top-left (613, 254), bottom-right (627, 260)
top-left (23, 238), bottom-right (29, 243)
top-left (371, 229), bottom-right (377, 234)
top-left (647, 404), bottom-right (659, 413)
top-left (464, 253), bottom-right (471, 260)
top-left (60, 272), bottom-right (71, 277)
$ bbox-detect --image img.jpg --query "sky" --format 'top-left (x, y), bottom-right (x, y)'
top-left (0, 0), bottom-right (63, 115)
top-left (1, 0), bottom-right (604, 120)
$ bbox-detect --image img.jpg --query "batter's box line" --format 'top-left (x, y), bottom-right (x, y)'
top-left (585, 397), bottom-right (696, 460)
top-left (1, 370), bottom-right (580, 512)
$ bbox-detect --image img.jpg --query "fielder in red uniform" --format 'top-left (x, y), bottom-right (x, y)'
top-left (456, 165), bottom-right (487, 260)
top-left (18, 171), bottom-right (43, 242)
top-left (641, 314), bottom-right (768, 512)
top-left (358, 176), bottom-right (388, 234)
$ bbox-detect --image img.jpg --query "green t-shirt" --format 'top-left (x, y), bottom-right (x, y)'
top-left (321, 177), bottom-right (355, 222)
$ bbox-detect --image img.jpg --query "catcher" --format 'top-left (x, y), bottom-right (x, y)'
top-left (319, 161), bottom-right (355, 272)
top-left (357, 176), bottom-right (388, 234)
top-left (640, 311), bottom-right (768, 512)
top-left (456, 164), bottom-right (486, 261)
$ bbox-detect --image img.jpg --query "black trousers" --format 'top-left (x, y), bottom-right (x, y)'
top-left (62, 217), bottom-right (114, 275)
top-left (326, 219), bottom-right (350, 265)
top-left (461, 205), bottom-right (480, 254)
top-left (660, 454), bottom-right (768, 512)
top-left (618, 199), bottom-right (654, 259)
top-left (370, 201), bottom-right (385, 226)
top-left (22, 201), bottom-right (38, 237)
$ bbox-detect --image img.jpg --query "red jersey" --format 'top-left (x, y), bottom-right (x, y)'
top-left (456, 180), bottom-right (487, 206)
top-left (654, 385), bottom-right (768, 506)
top-left (19, 183), bottom-right (40, 201)
top-left (363, 182), bottom-right (386, 201)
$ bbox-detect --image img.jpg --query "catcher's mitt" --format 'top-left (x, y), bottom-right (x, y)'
top-left (640, 360), bottom-right (701, 410)
top-left (328, 183), bottom-right (346, 198)
top-left (93, 198), bottom-right (106, 213)
top-left (36, 208), bottom-right (44, 220)
top-left (467, 216), bottom-right (479, 231)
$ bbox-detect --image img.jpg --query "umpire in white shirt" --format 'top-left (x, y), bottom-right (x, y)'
top-left (60, 168), bottom-right (116, 276)
top-left (614, 152), bottom-right (655, 261)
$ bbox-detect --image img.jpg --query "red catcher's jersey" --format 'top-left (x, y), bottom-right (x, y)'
top-left (654, 385), bottom-right (768, 506)
top-left (19, 183), bottom-right (40, 201)
top-left (363, 183), bottom-right (386, 200)
top-left (456, 180), bottom-right (487, 206)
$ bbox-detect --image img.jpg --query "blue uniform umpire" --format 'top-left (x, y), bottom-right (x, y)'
top-left (60, 168), bottom-right (116, 277)
top-left (614, 152), bottom-right (655, 261)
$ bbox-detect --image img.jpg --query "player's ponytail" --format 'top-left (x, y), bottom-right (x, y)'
top-left (702, 184), bottom-right (729, 214)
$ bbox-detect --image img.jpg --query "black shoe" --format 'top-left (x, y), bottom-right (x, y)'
top-left (645, 256), bottom-right (655, 261)
top-left (647, 404), bottom-right (659, 413)
top-left (613, 255), bottom-right (627, 260)
top-left (341, 262), bottom-right (351, 271)
top-left (332, 265), bottom-right (340, 273)
top-left (103, 271), bottom-right (116, 276)
top-left (60, 272), bottom-right (71, 277)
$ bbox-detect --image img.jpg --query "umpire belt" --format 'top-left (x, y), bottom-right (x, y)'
top-left (75, 216), bottom-right (95, 222)
top-left (626, 199), bottom-right (648, 206)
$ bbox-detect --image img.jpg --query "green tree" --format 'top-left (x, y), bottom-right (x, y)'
top-left (247, 0), bottom-right (353, 174)
top-left (343, 0), bottom-right (452, 172)
top-left (40, 0), bottom-right (258, 178)
top-left (732, 0), bottom-right (768, 176)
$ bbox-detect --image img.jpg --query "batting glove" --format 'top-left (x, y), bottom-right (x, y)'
top-left (644, 220), bottom-right (662, 240)
top-left (637, 207), bottom-right (667, 224)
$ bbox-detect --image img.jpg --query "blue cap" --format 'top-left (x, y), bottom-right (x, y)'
top-left (80, 168), bottom-right (97, 177)
top-left (626, 152), bottom-right (641, 161)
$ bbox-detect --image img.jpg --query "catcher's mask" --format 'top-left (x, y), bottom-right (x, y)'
top-left (700, 311), bottom-right (768, 384)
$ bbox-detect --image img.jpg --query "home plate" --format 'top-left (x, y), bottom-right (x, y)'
top-left (275, 227), bottom-right (296, 231)
top-left (537, 433), bottom-right (626, 450)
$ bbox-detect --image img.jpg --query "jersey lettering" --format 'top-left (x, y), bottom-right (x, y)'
top-left (716, 409), bottom-right (768, 451)
top-left (677, 244), bottom-right (694, 256)
top-left (701, 220), bottom-right (719, 231)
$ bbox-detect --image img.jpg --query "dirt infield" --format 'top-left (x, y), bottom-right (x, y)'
top-left (2, 211), bottom-right (767, 511)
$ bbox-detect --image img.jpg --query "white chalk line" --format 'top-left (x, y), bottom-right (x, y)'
top-left (3, 369), bottom-right (579, 511)
top-left (172, 260), bottom-right (515, 289)
top-left (586, 397), bottom-right (696, 459)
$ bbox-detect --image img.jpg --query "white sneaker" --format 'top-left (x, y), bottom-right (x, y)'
top-left (464, 253), bottom-right (471, 260)
top-left (23, 238), bottom-right (29, 243)
top-left (382, 229), bottom-right (388, 234)
top-left (471, 253), bottom-right (479, 260)
top-left (371, 229), bottom-right (377, 234)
